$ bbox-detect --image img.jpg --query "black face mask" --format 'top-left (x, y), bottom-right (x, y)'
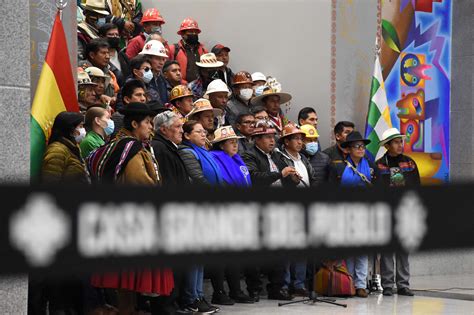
top-left (186, 34), bottom-right (199, 45)
top-left (107, 37), bottom-right (120, 49)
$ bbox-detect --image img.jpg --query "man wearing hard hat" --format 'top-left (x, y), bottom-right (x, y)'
top-left (126, 8), bottom-right (167, 59)
top-left (169, 18), bottom-right (208, 83)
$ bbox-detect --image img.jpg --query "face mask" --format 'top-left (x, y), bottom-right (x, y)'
top-left (239, 88), bottom-right (253, 101)
top-left (96, 17), bottom-right (106, 28)
top-left (103, 119), bottom-right (115, 136)
top-left (186, 34), bottom-right (199, 45)
top-left (305, 141), bottom-right (319, 155)
top-left (107, 37), bottom-right (120, 49)
top-left (151, 26), bottom-right (162, 34)
top-left (255, 85), bottom-right (265, 97)
top-left (142, 69), bottom-right (154, 83)
top-left (74, 127), bottom-right (86, 143)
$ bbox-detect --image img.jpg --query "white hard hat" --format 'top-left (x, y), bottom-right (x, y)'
top-left (139, 40), bottom-right (168, 58)
top-left (251, 72), bottom-right (266, 82)
top-left (204, 79), bottom-right (231, 98)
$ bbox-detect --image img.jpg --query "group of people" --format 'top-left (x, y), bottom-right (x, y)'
top-left (32, 1), bottom-right (421, 314)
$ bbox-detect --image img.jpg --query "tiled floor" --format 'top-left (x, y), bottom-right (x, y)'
top-left (217, 294), bottom-right (474, 314)
top-left (202, 274), bottom-right (474, 314)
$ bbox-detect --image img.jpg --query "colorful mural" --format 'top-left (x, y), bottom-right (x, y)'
top-left (381, 0), bottom-right (451, 184)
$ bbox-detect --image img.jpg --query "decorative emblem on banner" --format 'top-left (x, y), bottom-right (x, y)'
top-left (10, 194), bottom-right (70, 267)
top-left (395, 192), bottom-right (427, 252)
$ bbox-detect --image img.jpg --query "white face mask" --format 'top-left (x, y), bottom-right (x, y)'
top-left (142, 69), bottom-right (154, 83)
top-left (74, 127), bottom-right (86, 143)
top-left (239, 88), bottom-right (253, 101)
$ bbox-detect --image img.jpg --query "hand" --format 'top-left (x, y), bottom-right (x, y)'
top-left (124, 21), bottom-right (135, 33)
top-left (100, 94), bottom-right (113, 106)
top-left (281, 166), bottom-right (296, 178)
top-left (290, 173), bottom-right (301, 183)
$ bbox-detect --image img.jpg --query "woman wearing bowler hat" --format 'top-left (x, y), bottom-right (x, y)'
top-left (328, 130), bottom-right (379, 298)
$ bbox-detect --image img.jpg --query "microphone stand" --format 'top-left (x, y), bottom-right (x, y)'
top-left (278, 291), bottom-right (347, 308)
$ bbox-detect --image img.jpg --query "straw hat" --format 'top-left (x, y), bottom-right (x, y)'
top-left (250, 86), bottom-right (292, 107)
top-left (195, 53), bottom-right (224, 68)
top-left (379, 128), bottom-right (406, 146)
top-left (83, 0), bottom-right (109, 16)
top-left (186, 98), bottom-right (223, 118)
top-left (212, 126), bottom-right (244, 144)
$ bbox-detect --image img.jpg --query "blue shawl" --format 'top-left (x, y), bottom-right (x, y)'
top-left (341, 156), bottom-right (372, 187)
top-left (183, 141), bottom-right (224, 185)
top-left (210, 150), bottom-right (252, 187)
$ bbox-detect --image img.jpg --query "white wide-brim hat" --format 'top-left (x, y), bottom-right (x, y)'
top-left (379, 128), bottom-right (406, 146)
top-left (195, 53), bottom-right (224, 68)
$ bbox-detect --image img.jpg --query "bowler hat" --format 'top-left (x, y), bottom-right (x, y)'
top-left (340, 131), bottom-right (371, 148)
top-left (119, 102), bottom-right (156, 116)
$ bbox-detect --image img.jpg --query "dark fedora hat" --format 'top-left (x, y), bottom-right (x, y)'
top-left (340, 131), bottom-right (371, 148)
top-left (147, 100), bottom-right (170, 115)
top-left (119, 102), bottom-right (156, 116)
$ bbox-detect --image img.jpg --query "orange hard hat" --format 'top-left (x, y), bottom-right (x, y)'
top-left (177, 17), bottom-right (201, 35)
top-left (141, 8), bottom-right (165, 24)
top-left (232, 71), bottom-right (253, 86)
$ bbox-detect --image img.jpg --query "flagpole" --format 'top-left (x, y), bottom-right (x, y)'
top-left (56, 0), bottom-right (68, 20)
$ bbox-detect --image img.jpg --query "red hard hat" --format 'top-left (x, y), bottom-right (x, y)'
top-left (141, 8), bottom-right (165, 24)
top-left (177, 17), bottom-right (201, 35)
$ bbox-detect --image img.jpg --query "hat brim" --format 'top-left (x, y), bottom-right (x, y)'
top-left (340, 138), bottom-right (371, 148)
top-left (195, 61), bottom-right (224, 68)
top-left (211, 134), bottom-right (244, 144)
top-left (250, 92), bottom-right (292, 107)
top-left (203, 90), bottom-right (232, 98)
top-left (79, 82), bottom-right (98, 86)
top-left (139, 51), bottom-right (169, 58)
top-left (177, 29), bottom-right (201, 35)
top-left (84, 6), bottom-right (109, 16)
top-left (118, 108), bottom-right (157, 116)
top-left (279, 130), bottom-right (306, 141)
top-left (186, 107), bottom-right (223, 119)
top-left (379, 134), bottom-right (406, 146)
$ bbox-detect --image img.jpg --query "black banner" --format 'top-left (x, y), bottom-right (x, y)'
top-left (1, 184), bottom-right (472, 275)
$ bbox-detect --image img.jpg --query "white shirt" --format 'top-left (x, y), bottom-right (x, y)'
top-left (285, 149), bottom-right (309, 187)
top-left (109, 50), bottom-right (122, 72)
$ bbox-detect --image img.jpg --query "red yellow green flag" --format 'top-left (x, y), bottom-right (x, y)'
top-left (31, 12), bottom-right (79, 179)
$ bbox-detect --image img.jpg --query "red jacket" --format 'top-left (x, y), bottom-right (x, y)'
top-left (125, 33), bottom-right (146, 59)
top-left (126, 33), bottom-right (171, 60)
top-left (169, 40), bottom-right (207, 83)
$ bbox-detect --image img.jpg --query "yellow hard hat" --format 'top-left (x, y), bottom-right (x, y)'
top-left (300, 124), bottom-right (319, 138)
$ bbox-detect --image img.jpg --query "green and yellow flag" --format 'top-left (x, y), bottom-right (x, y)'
top-left (31, 12), bottom-right (79, 178)
top-left (364, 55), bottom-right (393, 161)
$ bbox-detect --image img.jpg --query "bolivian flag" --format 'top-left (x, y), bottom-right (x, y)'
top-left (31, 13), bottom-right (79, 178)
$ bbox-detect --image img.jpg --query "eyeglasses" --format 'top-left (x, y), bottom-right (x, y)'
top-left (193, 129), bottom-right (208, 135)
top-left (142, 67), bottom-right (151, 72)
top-left (351, 144), bottom-right (366, 150)
top-left (241, 120), bottom-right (255, 125)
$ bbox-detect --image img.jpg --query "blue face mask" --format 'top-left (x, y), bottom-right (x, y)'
top-left (305, 141), bottom-right (319, 155)
top-left (104, 119), bottom-right (115, 136)
top-left (96, 17), bottom-right (106, 28)
top-left (255, 85), bottom-right (265, 96)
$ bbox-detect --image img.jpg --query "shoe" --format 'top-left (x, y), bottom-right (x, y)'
top-left (229, 291), bottom-right (255, 304)
top-left (247, 290), bottom-right (260, 302)
top-left (200, 298), bottom-right (220, 313)
top-left (291, 287), bottom-right (309, 297)
top-left (177, 301), bottom-right (199, 314)
top-left (356, 288), bottom-right (368, 298)
top-left (397, 287), bottom-right (414, 296)
top-left (211, 290), bottom-right (235, 305)
top-left (383, 287), bottom-right (393, 296)
top-left (267, 288), bottom-right (293, 301)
